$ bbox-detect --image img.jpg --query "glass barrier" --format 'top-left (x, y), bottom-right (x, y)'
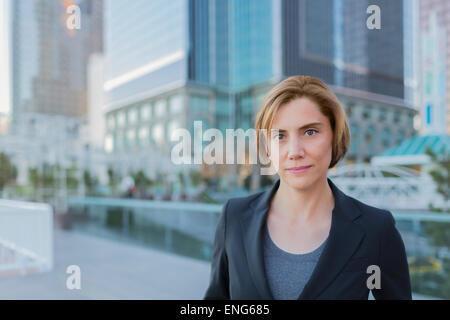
top-left (67, 198), bottom-right (450, 299)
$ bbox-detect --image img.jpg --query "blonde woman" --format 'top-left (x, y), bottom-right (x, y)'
top-left (204, 75), bottom-right (411, 300)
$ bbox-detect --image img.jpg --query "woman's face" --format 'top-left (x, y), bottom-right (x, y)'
top-left (267, 97), bottom-right (333, 190)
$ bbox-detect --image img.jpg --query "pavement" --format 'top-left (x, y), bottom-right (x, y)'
top-left (0, 228), bottom-right (211, 299)
top-left (0, 228), bottom-right (441, 300)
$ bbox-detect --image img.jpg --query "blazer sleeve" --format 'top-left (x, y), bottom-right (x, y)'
top-left (372, 210), bottom-right (412, 300)
top-left (203, 200), bottom-right (230, 300)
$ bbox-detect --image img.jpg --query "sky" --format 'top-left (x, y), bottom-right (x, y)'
top-left (0, 0), bottom-right (11, 115)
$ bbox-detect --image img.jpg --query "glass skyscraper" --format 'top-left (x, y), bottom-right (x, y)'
top-left (282, 0), bottom-right (405, 99)
top-left (105, 0), bottom-right (415, 184)
top-left (104, 0), bottom-right (280, 153)
top-left (10, 0), bottom-right (103, 118)
top-left (419, 0), bottom-right (450, 135)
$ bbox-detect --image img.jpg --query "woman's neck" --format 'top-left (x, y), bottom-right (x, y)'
top-left (271, 177), bottom-right (335, 225)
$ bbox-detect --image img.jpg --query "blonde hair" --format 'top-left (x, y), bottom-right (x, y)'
top-left (255, 75), bottom-right (350, 169)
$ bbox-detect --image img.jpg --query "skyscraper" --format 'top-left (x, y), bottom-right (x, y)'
top-left (104, 0), bottom-right (416, 184)
top-left (10, 0), bottom-right (103, 118)
top-left (282, 0), bottom-right (405, 99)
top-left (418, 0), bottom-right (450, 135)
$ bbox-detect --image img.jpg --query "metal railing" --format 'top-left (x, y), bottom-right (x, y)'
top-left (0, 199), bottom-right (53, 277)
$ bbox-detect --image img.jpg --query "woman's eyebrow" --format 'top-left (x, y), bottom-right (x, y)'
top-left (271, 122), bottom-right (324, 132)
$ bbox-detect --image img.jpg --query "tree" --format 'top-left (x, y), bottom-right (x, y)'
top-left (65, 165), bottom-right (79, 189)
top-left (131, 170), bottom-right (153, 196)
top-left (107, 167), bottom-right (121, 196)
top-left (41, 162), bottom-right (56, 187)
top-left (189, 169), bottom-right (202, 187)
top-left (425, 146), bottom-right (450, 212)
top-left (107, 167), bottom-right (119, 186)
top-left (28, 167), bottom-right (40, 189)
top-left (0, 152), bottom-right (17, 191)
top-left (83, 170), bottom-right (99, 196)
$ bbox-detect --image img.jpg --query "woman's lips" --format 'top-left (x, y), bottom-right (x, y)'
top-left (286, 165), bottom-right (312, 174)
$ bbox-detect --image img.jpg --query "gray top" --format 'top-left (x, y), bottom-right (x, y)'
top-left (263, 221), bottom-right (328, 300)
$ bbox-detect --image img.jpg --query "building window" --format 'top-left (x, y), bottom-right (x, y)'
top-left (128, 108), bottom-right (137, 124)
top-left (168, 120), bottom-right (180, 141)
top-left (117, 112), bottom-right (125, 128)
top-left (152, 124), bottom-right (164, 144)
top-left (349, 122), bottom-right (359, 155)
top-left (393, 111), bottom-right (401, 123)
top-left (104, 134), bottom-right (114, 153)
top-left (378, 108), bottom-right (387, 122)
top-left (346, 102), bottom-right (355, 117)
top-left (170, 95), bottom-right (183, 114)
top-left (138, 127), bottom-right (149, 146)
top-left (362, 104), bottom-right (372, 119)
top-left (107, 115), bottom-right (115, 130)
top-left (381, 127), bottom-right (391, 149)
top-left (426, 72), bottom-right (433, 95)
top-left (155, 100), bottom-right (166, 118)
top-left (141, 103), bottom-right (152, 121)
top-left (116, 131), bottom-right (124, 149)
top-left (365, 125), bottom-right (377, 154)
top-left (127, 129), bottom-right (136, 146)
top-left (426, 105), bottom-right (431, 125)
top-left (190, 95), bottom-right (210, 113)
top-left (241, 96), bottom-right (253, 115)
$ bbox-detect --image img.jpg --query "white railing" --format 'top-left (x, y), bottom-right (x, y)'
top-left (0, 199), bottom-right (53, 277)
top-left (328, 164), bottom-right (449, 210)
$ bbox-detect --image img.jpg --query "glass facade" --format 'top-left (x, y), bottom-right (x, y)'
top-left (104, 0), bottom-right (187, 106)
top-left (215, 95), bottom-right (231, 134)
top-left (231, 0), bottom-right (273, 90)
top-left (105, 0), bottom-right (413, 162)
top-left (282, 0), bottom-right (404, 99)
top-left (188, 0), bottom-right (210, 84)
top-left (170, 95), bottom-right (184, 114)
top-left (105, 0), bottom-right (279, 152)
top-left (11, 0), bottom-right (39, 117)
top-left (11, 0), bottom-right (103, 118)
top-left (190, 95), bottom-right (210, 113)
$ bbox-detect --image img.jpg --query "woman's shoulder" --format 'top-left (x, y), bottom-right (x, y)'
top-left (224, 190), bottom-right (266, 210)
top-left (220, 189), bottom-right (268, 222)
top-left (347, 194), bottom-right (396, 229)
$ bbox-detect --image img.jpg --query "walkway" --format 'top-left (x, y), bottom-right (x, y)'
top-left (0, 228), bottom-right (439, 300)
top-left (0, 228), bottom-right (211, 299)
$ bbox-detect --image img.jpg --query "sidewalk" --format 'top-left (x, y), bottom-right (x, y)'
top-left (0, 228), bottom-right (211, 299)
top-left (0, 228), bottom-right (440, 300)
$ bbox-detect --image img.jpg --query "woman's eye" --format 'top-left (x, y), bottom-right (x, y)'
top-left (273, 133), bottom-right (284, 140)
top-left (305, 129), bottom-right (318, 136)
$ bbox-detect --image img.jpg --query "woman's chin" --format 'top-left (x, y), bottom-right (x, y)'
top-left (282, 174), bottom-right (311, 189)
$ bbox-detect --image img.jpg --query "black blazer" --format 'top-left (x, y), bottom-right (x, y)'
top-left (203, 177), bottom-right (412, 300)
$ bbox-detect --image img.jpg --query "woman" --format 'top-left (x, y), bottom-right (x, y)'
top-left (203, 75), bottom-right (412, 300)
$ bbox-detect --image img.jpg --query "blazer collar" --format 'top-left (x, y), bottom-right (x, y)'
top-left (240, 177), bottom-right (366, 300)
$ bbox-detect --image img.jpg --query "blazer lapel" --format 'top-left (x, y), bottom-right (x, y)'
top-left (298, 177), bottom-right (366, 299)
top-left (240, 177), bottom-right (366, 300)
top-left (240, 179), bottom-right (280, 299)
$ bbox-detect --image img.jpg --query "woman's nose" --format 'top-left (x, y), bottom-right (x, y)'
top-left (287, 137), bottom-right (305, 159)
